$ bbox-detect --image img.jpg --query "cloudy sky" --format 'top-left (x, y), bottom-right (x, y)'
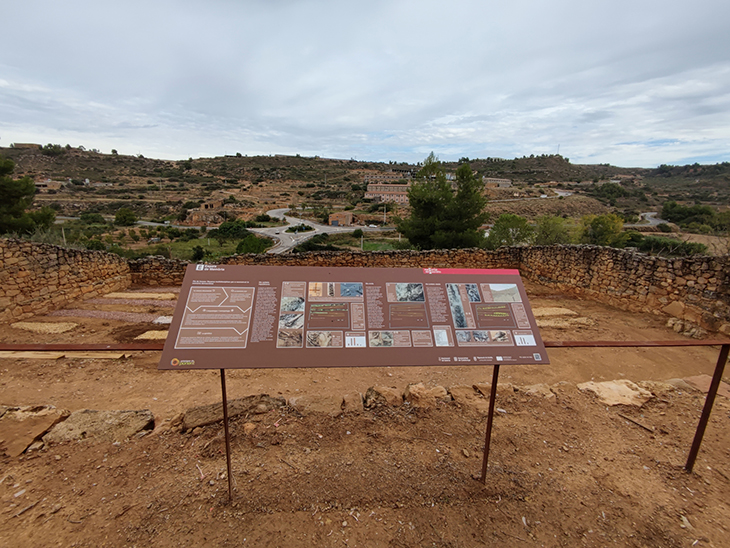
top-left (2, 0), bottom-right (729, 167)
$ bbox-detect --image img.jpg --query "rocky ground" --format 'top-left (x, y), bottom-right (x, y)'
top-left (1, 282), bottom-right (729, 547)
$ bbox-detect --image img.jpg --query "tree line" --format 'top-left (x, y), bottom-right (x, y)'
top-left (395, 154), bottom-right (710, 257)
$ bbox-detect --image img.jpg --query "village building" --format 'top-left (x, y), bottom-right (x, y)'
top-left (185, 210), bottom-right (224, 226)
top-left (34, 179), bottom-right (64, 192)
top-left (11, 143), bottom-right (42, 149)
top-left (328, 212), bottom-right (353, 227)
top-left (482, 177), bottom-right (512, 188)
top-left (201, 199), bottom-right (224, 210)
top-left (364, 182), bottom-right (410, 204)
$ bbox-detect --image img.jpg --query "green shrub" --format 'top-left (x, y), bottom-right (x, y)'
top-left (85, 239), bottom-right (106, 251)
top-left (235, 234), bottom-right (272, 254)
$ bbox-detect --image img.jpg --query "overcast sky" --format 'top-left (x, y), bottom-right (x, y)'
top-left (2, 0), bottom-right (729, 167)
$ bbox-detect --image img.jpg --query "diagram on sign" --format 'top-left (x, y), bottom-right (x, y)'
top-left (175, 287), bottom-right (255, 349)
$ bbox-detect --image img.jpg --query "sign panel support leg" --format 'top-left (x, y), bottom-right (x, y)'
top-left (220, 369), bottom-right (234, 501)
top-left (480, 364), bottom-right (500, 484)
top-left (685, 344), bottom-right (729, 473)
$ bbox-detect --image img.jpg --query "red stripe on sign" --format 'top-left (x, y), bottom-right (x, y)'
top-left (422, 268), bottom-right (521, 275)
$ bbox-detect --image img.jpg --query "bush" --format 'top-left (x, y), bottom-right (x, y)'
top-left (661, 201), bottom-right (718, 230)
top-left (293, 234), bottom-right (341, 252)
top-left (151, 244), bottom-right (171, 258)
top-left (165, 227), bottom-right (183, 240)
top-left (580, 214), bottom-right (629, 247)
top-left (634, 235), bottom-right (707, 256)
top-left (534, 215), bottom-right (572, 245)
top-left (114, 208), bottom-right (137, 226)
top-left (179, 228), bottom-right (201, 242)
top-left (236, 234), bottom-right (272, 254)
top-left (352, 229), bottom-right (364, 238)
top-left (207, 219), bottom-right (256, 242)
top-left (485, 214), bottom-right (534, 249)
top-left (286, 223), bottom-right (314, 233)
top-left (367, 202), bottom-right (396, 213)
top-left (85, 239), bottom-right (106, 251)
top-left (191, 245), bottom-right (206, 262)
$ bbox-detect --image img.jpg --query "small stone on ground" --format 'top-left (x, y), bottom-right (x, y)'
top-left (577, 380), bottom-right (653, 406)
top-left (135, 330), bottom-right (169, 340)
top-left (11, 322), bottom-right (77, 334)
top-left (43, 409), bottom-right (154, 444)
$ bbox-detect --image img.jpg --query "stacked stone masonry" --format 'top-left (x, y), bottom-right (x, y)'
top-left (0, 239), bottom-right (131, 323)
top-left (129, 246), bottom-right (730, 334)
top-left (1, 238), bottom-right (728, 334)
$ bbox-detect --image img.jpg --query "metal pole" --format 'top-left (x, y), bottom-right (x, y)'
top-left (220, 369), bottom-right (234, 501)
top-left (685, 344), bottom-right (729, 473)
top-left (480, 364), bottom-right (501, 483)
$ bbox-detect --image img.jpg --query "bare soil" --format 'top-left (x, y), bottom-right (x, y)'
top-left (679, 233), bottom-right (730, 256)
top-left (484, 195), bottom-right (609, 220)
top-left (1, 282), bottom-right (729, 547)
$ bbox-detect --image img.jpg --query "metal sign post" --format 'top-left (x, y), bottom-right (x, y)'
top-left (219, 369), bottom-right (234, 501)
top-left (685, 343), bottom-right (729, 473)
top-left (480, 364), bottom-right (500, 483)
top-left (158, 264), bottom-right (549, 498)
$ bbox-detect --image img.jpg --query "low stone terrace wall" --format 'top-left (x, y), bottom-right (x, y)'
top-left (0, 238), bottom-right (131, 323)
top-left (2, 238), bottom-right (727, 334)
top-left (129, 246), bottom-right (730, 334)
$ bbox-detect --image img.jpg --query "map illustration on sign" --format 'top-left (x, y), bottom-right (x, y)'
top-left (175, 287), bottom-right (255, 349)
top-left (160, 265), bottom-right (549, 370)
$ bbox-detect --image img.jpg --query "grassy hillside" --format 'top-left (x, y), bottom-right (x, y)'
top-left (2, 145), bottom-right (727, 227)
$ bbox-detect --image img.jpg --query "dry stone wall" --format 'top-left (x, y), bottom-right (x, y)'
top-left (519, 246), bottom-right (730, 334)
top-left (1, 238), bottom-right (727, 334)
top-left (129, 246), bottom-right (730, 334)
top-left (0, 238), bottom-right (131, 323)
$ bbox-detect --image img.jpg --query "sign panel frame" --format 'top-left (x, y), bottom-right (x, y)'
top-left (159, 264), bottom-right (549, 370)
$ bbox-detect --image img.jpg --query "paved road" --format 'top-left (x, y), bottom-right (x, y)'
top-left (489, 189), bottom-right (573, 203)
top-left (252, 208), bottom-right (390, 254)
top-left (55, 216), bottom-right (190, 230)
top-left (58, 209), bottom-right (392, 254)
top-left (625, 212), bottom-right (664, 228)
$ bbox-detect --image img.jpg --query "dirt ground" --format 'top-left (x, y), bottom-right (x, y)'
top-left (1, 282), bottom-right (729, 547)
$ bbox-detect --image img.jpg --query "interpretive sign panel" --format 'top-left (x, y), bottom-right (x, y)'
top-left (159, 264), bottom-right (549, 370)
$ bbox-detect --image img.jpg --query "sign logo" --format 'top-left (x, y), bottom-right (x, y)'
top-left (423, 268), bottom-right (442, 275)
top-left (171, 358), bottom-right (180, 366)
top-left (195, 264), bottom-right (204, 271)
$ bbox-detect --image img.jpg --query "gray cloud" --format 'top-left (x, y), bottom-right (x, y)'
top-left (1, 0), bottom-right (729, 166)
